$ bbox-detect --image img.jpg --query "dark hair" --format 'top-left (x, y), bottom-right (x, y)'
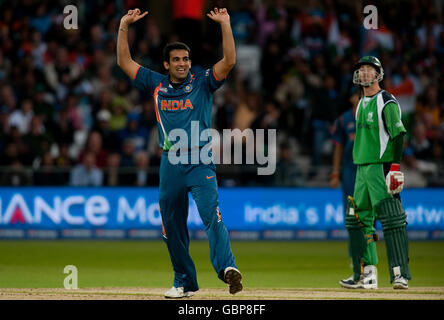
top-left (163, 42), bottom-right (191, 62)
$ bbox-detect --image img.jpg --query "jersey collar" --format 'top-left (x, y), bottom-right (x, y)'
top-left (363, 89), bottom-right (382, 98)
top-left (168, 72), bottom-right (192, 89)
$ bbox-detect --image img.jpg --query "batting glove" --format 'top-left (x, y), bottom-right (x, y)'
top-left (385, 163), bottom-right (404, 194)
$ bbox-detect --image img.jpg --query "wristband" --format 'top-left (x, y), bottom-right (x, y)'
top-left (330, 171), bottom-right (340, 178)
top-left (390, 163), bottom-right (400, 171)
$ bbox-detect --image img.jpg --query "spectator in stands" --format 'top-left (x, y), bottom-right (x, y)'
top-left (92, 89), bottom-right (113, 121)
top-left (215, 87), bottom-right (237, 131)
top-left (64, 94), bottom-right (83, 131)
top-left (406, 120), bottom-right (434, 161)
top-left (0, 106), bottom-right (10, 155)
top-left (54, 142), bottom-right (72, 183)
top-left (33, 151), bottom-right (65, 186)
top-left (91, 65), bottom-right (115, 100)
top-left (55, 143), bottom-right (72, 167)
top-left (274, 141), bottom-right (305, 187)
top-left (78, 131), bottom-right (108, 169)
top-left (0, 139), bottom-right (27, 167)
top-left (0, 159), bottom-right (32, 186)
top-left (134, 151), bottom-right (149, 186)
top-left (33, 84), bottom-right (54, 130)
top-left (44, 46), bottom-right (81, 101)
top-left (120, 138), bottom-right (135, 167)
top-left (117, 112), bottom-right (149, 152)
top-left (8, 98), bottom-right (34, 135)
top-left (229, 0), bottom-right (258, 45)
top-left (23, 116), bottom-right (52, 165)
top-left (139, 99), bottom-right (157, 130)
top-left (53, 107), bottom-right (75, 147)
top-left (148, 146), bottom-right (162, 186)
top-left (93, 109), bottom-right (121, 153)
top-left (103, 152), bottom-right (121, 186)
top-left (416, 84), bottom-right (442, 142)
top-left (69, 151), bottom-right (103, 187)
top-left (0, 85), bottom-right (17, 113)
top-left (110, 96), bottom-right (128, 131)
top-left (119, 138), bottom-right (136, 185)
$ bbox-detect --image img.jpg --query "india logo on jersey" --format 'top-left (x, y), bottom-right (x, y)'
top-left (160, 99), bottom-right (194, 111)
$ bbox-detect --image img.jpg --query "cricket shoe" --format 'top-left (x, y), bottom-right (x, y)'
top-left (361, 265), bottom-right (378, 289)
top-left (393, 275), bottom-right (408, 289)
top-left (164, 286), bottom-right (195, 299)
top-left (224, 267), bottom-right (243, 294)
top-left (339, 275), bottom-right (363, 289)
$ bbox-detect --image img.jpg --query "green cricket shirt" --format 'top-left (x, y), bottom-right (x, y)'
top-left (353, 90), bottom-right (407, 165)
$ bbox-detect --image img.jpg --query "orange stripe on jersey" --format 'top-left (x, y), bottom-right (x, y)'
top-left (212, 65), bottom-right (222, 81)
top-left (160, 206), bottom-right (167, 238)
top-left (161, 220), bottom-right (167, 238)
top-left (153, 83), bottom-right (162, 122)
top-left (216, 207), bottom-right (221, 222)
top-left (133, 65), bottom-right (141, 80)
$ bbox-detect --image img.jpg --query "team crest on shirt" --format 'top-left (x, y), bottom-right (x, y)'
top-left (184, 85), bottom-right (192, 92)
top-left (367, 112), bottom-right (374, 122)
top-left (159, 87), bottom-right (168, 93)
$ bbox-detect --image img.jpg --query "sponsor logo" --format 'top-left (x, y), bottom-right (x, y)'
top-left (0, 194), bottom-right (109, 226)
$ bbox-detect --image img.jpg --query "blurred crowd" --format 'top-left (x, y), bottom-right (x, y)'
top-left (0, 0), bottom-right (443, 187)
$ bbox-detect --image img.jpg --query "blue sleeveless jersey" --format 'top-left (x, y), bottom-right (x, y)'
top-left (133, 65), bottom-right (225, 150)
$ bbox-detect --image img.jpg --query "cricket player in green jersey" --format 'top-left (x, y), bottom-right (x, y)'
top-left (339, 56), bottom-right (411, 290)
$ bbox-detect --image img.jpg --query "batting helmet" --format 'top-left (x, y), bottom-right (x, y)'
top-left (353, 56), bottom-right (384, 87)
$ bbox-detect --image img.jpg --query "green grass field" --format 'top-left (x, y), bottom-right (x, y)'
top-left (0, 240), bottom-right (443, 289)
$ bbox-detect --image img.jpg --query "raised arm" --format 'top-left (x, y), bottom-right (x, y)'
top-left (117, 8), bottom-right (148, 79)
top-left (207, 8), bottom-right (236, 80)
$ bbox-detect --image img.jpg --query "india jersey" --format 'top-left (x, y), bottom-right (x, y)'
top-left (332, 109), bottom-right (356, 170)
top-left (353, 90), bottom-right (406, 164)
top-left (133, 65), bottom-right (225, 151)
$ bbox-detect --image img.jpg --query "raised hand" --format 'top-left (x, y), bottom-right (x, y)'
top-left (207, 7), bottom-right (230, 24)
top-left (120, 8), bottom-right (148, 26)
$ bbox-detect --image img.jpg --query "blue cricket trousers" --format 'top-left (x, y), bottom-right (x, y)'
top-left (158, 151), bottom-right (237, 292)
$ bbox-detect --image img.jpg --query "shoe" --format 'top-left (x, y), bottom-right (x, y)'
top-left (164, 286), bottom-right (195, 298)
top-left (393, 275), bottom-right (408, 289)
top-left (361, 265), bottom-right (378, 289)
top-left (224, 267), bottom-right (243, 294)
top-left (340, 275), bottom-right (363, 289)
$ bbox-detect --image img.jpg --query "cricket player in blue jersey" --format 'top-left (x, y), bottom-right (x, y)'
top-left (330, 92), bottom-right (359, 260)
top-left (117, 8), bottom-right (242, 298)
